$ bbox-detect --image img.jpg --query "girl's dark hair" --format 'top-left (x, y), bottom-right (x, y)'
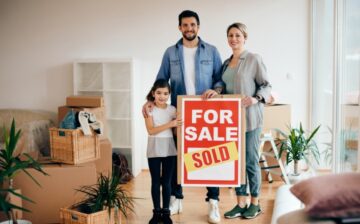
top-left (146, 79), bottom-right (171, 102)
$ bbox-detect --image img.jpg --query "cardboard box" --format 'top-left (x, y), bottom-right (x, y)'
top-left (58, 105), bottom-right (108, 139)
top-left (0, 189), bottom-right (23, 221)
top-left (13, 163), bottom-right (97, 224)
top-left (66, 95), bottom-right (104, 108)
top-left (343, 104), bottom-right (359, 129)
top-left (346, 139), bottom-right (358, 150)
top-left (263, 104), bottom-right (291, 138)
top-left (85, 138), bottom-right (113, 176)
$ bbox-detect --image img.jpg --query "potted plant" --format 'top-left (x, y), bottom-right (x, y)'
top-left (0, 119), bottom-right (48, 224)
top-left (277, 123), bottom-right (321, 176)
top-left (60, 171), bottom-right (135, 224)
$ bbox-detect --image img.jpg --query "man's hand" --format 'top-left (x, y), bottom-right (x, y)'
top-left (142, 101), bottom-right (155, 118)
top-left (201, 89), bottom-right (218, 100)
top-left (241, 96), bottom-right (258, 108)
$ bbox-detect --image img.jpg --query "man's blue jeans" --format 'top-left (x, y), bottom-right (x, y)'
top-left (171, 137), bottom-right (220, 201)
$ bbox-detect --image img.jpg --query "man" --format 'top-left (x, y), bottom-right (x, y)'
top-left (143, 10), bottom-right (223, 224)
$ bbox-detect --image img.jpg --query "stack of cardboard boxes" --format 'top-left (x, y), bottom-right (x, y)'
top-left (261, 104), bottom-right (291, 181)
top-left (13, 96), bottom-right (113, 224)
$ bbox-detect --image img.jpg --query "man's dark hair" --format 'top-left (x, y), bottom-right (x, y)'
top-left (178, 10), bottom-right (200, 26)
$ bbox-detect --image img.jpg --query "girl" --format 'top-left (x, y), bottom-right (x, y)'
top-left (144, 79), bottom-right (181, 224)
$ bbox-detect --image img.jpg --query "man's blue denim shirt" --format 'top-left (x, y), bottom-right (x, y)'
top-left (156, 37), bottom-right (224, 107)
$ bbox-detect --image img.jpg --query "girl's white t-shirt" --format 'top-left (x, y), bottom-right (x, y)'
top-left (147, 105), bottom-right (177, 158)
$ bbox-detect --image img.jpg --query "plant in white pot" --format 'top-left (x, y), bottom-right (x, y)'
top-left (277, 123), bottom-right (321, 176)
top-left (0, 119), bottom-right (48, 224)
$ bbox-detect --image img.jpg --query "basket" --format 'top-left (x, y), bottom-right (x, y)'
top-left (49, 128), bottom-right (100, 165)
top-left (60, 207), bottom-right (119, 224)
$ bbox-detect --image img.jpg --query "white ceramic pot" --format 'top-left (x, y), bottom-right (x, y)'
top-left (0, 220), bottom-right (32, 224)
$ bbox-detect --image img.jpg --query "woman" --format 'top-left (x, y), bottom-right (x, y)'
top-left (205, 22), bottom-right (271, 219)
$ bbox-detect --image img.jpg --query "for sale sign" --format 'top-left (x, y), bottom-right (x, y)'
top-left (177, 95), bottom-right (245, 187)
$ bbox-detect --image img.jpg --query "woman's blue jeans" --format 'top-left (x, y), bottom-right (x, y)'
top-left (235, 128), bottom-right (262, 197)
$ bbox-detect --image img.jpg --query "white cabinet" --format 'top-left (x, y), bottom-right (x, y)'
top-left (73, 59), bottom-right (141, 176)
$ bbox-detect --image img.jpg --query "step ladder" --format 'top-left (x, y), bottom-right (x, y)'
top-left (259, 132), bottom-right (290, 184)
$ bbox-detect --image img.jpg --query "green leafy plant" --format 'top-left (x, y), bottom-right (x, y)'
top-left (0, 118), bottom-right (48, 223)
top-left (277, 123), bottom-right (321, 175)
top-left (73, 171), bottom-right (135, 223)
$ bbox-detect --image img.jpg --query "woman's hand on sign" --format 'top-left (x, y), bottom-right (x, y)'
top-left (201, 89), bottom-right (218, 100)
top-left (241, 96), bottom-right (258, 108)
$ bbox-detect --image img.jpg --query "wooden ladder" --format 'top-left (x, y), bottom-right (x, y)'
top-left (259, 132), bottom-right (290, 184)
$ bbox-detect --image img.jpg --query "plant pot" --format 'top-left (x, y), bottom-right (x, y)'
top-left (60, 207), bottom-right (121, 224)
top-left (0, 220), bottom-right (32, 224)
top-left (292, 160), bottom-right (300, 176)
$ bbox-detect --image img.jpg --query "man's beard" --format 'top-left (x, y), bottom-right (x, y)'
top-left (183, 32), bottom-right (197, 41)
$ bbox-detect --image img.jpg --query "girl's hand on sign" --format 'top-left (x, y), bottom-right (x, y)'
top-left (170, 118), bottom-right (183, 127)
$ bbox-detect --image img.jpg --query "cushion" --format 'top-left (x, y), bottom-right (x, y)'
top-left (290, 173), bottom-right (360, 218)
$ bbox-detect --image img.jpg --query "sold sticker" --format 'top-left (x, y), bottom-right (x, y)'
top-left (184, 141), bottom-right (238, 172)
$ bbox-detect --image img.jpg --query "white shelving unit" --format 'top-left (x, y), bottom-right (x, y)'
top-left (73, 59), bottom-right (141, 176)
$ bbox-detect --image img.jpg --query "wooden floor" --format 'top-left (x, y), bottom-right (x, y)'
top-left (121, 171), bottom-right (284, 224)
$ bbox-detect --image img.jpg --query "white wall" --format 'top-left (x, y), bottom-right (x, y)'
top-left (0, 0), bottom-right (310, 169)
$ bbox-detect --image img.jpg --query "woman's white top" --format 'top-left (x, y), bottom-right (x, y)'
top-left (147, 105), bottom-right (177, 158)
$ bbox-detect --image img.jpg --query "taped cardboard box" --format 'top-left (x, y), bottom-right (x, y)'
top-left (66, 95), bottom-right (104, 108)
top-left (58, 105), bottom-right (108, 139)
top-left (263, 104), bottom-right (291, 139)
top-left (13, 163), bottom-right (97, 224)
top-left (84, 138), bottom-right (113, 176)
top-left (0, 189), bottom-right (23, 221)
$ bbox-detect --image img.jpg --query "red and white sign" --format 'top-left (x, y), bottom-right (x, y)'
top-left (178, 96), bottom-right (244, 187)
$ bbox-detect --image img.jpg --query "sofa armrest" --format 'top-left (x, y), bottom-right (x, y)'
top-left (271, 184), bottom-right (303, 224)
top-left (277, 209), bottom-right (337, 224)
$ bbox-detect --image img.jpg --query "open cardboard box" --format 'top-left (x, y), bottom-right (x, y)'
top-left (57, 105), bottom-right (108, 139)
top-left (13, 163), bottom-right (97, 224)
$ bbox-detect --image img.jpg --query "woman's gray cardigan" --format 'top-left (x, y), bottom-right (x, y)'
top-left (221, 50), bottom-right (272, 132)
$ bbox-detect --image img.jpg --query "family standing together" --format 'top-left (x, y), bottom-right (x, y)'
top-left (143, 10), bottom-right (272, 224)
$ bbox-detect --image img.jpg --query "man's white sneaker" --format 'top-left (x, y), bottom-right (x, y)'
top-left (169, 196), bottom-right (183, 215)
top-left (208, 199), bottom-right (221, 224)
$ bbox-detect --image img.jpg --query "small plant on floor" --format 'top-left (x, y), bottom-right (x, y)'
top-left (0, 118), bottom-right (48, 224)
top-left (277, 123), bottom-right (321, 175)
top-left (73, 171), bottom-right (135, 223)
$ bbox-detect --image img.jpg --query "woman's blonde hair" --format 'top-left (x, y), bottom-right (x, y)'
top-left (227, 22), bottom-right (248, 39)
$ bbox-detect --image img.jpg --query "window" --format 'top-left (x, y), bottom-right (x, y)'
top-left (311, 0), bottom-right (360, 172)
